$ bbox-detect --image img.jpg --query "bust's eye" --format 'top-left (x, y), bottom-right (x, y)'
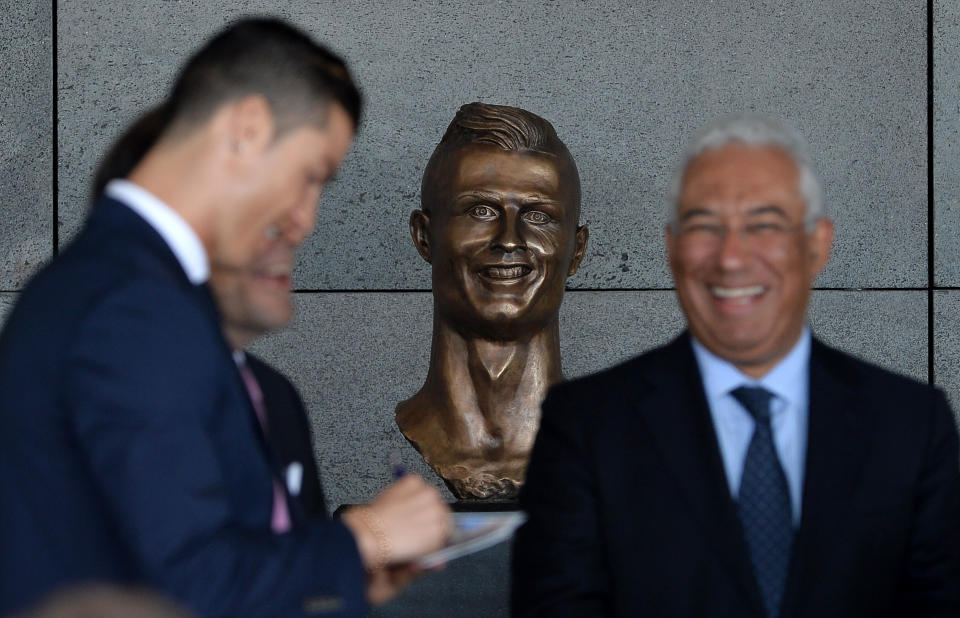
top-left (469, 205), bottom-right (498, 220)
top-left (522, 210), bottom-right (551, 225)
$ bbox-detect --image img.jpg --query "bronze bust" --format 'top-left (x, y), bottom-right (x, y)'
top-left (396, 102), bottom-right (588, 500)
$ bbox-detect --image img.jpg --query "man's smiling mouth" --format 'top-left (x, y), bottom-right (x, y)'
top-left (710, 285), bottom-right (766, 304)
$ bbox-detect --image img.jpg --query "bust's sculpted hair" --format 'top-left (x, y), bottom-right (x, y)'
top-left (438, 102), bottom-right (563, 155)
top-left (421, 102), bottom-right (580, 214)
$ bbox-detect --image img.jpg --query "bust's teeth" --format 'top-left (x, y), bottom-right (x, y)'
top-left (711, 285), bottom-right (764, 299)
top-left (485, 266), bottom-right (530, 279)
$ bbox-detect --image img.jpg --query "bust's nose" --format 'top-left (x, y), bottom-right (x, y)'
top-left (491, 210), bottom-right (525, 252)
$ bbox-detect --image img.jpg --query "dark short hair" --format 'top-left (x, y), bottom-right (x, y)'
top-left (166, 17), bottom-right (362, 135)
top-left (90, 18), bottom-right (361, 201)
top-left (421, 102), bottom-right (580, 212)
top-left (91, 103), bottom-right (170, 201)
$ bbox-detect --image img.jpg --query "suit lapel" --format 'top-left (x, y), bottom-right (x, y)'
top-left (193, 286), bottom-right (294, 528)
top-left (90, 197), bottom-right (225, 340)
top-left (88, 196), bottom-right (195, 289)
top-left (780, 338), bottom-right (869, 618)
top-left (629, 333), bottom-right (765, 614)
top-left (247, 357), bottom-right (312, 528)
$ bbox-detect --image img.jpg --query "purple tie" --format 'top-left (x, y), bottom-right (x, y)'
top-left (238, 362), bottom-right (291, 534)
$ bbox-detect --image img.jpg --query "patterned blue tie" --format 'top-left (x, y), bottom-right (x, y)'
top-left (731, 386), bottom-right (793, 618)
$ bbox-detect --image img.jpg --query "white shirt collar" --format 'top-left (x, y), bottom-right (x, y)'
top-left (691, 326), bottom-right (811, 408)
top-left (105, 179), bottom-right (209, 284)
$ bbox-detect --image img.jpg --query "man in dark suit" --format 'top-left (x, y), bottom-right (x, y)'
top-left (0, 19), bottom-right (450, 617)
top-left (209, 210), bottom-right (328, 524)
top-left (90, 104), bottom-right (328, 521)
top-left (512, 115), bottom-right (960, 617)
top-left (245, 355), bottom-right (328, 517)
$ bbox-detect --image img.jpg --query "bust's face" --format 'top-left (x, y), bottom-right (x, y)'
top-left (416, 144), bottom-right (587, 339)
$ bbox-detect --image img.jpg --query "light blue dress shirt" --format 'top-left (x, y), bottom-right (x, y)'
top-left (691, 328), bottom-right (811, 525)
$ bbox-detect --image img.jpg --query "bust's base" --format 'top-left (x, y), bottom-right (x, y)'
top-left (450, 500), bottom-right (518, 512)
top-left (333, 500), bottom-right (518, 516)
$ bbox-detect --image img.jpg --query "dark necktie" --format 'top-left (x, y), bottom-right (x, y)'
top-left (731, 386), bottom-right (793, 618)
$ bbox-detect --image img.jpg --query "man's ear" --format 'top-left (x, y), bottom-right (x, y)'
top-left (226, 94), bottom-right (275, 158)
top-left (807, 217), bottom-right (834, 277)
top-left (665, 223), bottom-right (677, 274)
top-left (567, 225), bottom-right (589, 276)
top-left (409, 210), bottom-right (432, 263)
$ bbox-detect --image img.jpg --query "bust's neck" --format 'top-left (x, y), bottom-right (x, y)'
top-left (394, 313), bottom-right (565, 499)
top-left (422, 317), bottom-right (563, 429)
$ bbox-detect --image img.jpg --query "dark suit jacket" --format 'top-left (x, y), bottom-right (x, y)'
top-left (512, 332), bottom-right (960, 617)
top-left (247, 354), bottom-right (327, 519)
top-left (0, 197), bottom-right (365, 617)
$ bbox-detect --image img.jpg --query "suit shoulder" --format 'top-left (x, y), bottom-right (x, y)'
top-left (245, 354), bottom-right (296, 391)
top-left (13, 230), bottom-right (186, 326)
top-left (813, 339), bottom-right (954, 436)
top-left (814, 338), bottom-right (938, 399)
top-left (2, 253), bottom-right (181, 363)
top-left (245, 354), bottom-right (306, 410)
top-left (551, 335), bottom-right (685, 400)
top-left (543, 336), bottom-right (688, 433)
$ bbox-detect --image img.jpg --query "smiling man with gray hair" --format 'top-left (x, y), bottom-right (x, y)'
top-left (512, 114), bottom-right (960, 617)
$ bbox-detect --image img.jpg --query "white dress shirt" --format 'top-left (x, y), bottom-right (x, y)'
top-left (105, 179), bottom-right (209, 284)
top-left (691, 327), bottom-right (811, 525)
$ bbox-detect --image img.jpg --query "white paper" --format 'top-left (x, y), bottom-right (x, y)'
top-left (418, 511), bottom-right (526, 569)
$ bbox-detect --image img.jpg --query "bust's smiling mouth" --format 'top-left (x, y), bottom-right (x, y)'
top-left (480, 265), bottom-right (533, 280)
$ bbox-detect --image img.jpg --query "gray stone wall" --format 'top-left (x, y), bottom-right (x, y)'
top-left (1, 1), bottom-right (957, 616)
top-left (936, 0), bottom-right (960, 418)
top-left (0, 0), bottom-right (52, 288)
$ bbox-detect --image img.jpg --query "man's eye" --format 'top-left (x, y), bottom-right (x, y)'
top-left (470, 205), bottom-right (498, 219)
top-left (746, 222), bottom-right (786, 235)
top-left (682, 223), bottom-right (722, 235)
top-left (522, 211), bottom-right (551, 225)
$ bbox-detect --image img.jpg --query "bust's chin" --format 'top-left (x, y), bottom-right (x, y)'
top-left (442, 305), bottom-right (559, 342)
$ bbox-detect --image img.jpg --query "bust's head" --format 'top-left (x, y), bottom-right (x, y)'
top-left (412, 102), bottom-right (588, 340)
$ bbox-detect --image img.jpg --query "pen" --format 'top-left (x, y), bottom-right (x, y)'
top-left (389, 449), bottom-right (406, 479)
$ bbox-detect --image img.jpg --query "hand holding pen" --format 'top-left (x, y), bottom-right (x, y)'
top-left (340, 449), bottom-right (452, 604)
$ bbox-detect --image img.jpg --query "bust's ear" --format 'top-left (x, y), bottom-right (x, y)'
top-left (409, 210), bottom-right (432, 264)
top-left (567, 225), bottom-right (589, 276)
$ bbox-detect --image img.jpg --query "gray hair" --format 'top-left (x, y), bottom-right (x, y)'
top-left (666, 114), bottom-right (825, 231)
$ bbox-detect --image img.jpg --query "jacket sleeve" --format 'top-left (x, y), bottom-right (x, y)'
top-left (511, 383), bottom-right (611, 617)
top-left (896, 388), bottom-right (960, 616)
top-left (65, 280), bottom-right (366, 617)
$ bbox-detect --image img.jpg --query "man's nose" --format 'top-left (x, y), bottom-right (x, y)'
top-left (492, 211), bottom-right (525, 252)
top-left (280, 191), bottom-right (320, 245)
top-left (718, 227), bottom-right (750, 270)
